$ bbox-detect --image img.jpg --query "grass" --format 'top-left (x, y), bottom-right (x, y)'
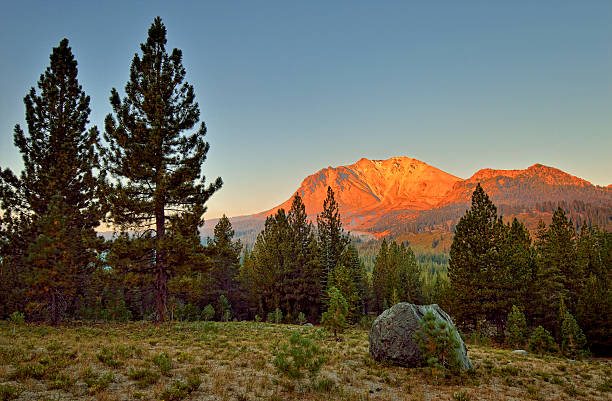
top-left (0, 320), bottom-right (610, 400)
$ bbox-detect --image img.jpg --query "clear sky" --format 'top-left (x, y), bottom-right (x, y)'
top-left (1, 1), bottom-right (611, 219)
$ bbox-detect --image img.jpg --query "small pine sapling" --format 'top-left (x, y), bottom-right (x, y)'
top-left (321, 286), bottom-right (348, 340)
top-left (506, 305), bottom-right (528, 348)
top-left (272, 331), bottom-right (326, 384)
top-left (528, 326), bottom-right (558, 355)
top-left (201, 304), bottom-right (215, 321)
top-left (560, 312), bottom-right (588, 359)
top-left (267, 308), bottom-right (283, 324)
top-left (413, 310), bottom-right (462, 374)
top-left (297, 312), bottom-right (307, 325)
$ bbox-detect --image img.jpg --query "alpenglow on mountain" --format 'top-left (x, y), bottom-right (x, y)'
top-left (202, 157), bottom-right (612, 240)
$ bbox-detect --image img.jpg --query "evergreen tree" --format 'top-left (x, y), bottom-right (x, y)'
top-left (321, 286), bottom-right (348, 339)
top-left (560, 312), bottom-right (588, 359)
top-left (328, 246), bottom-right (360, 321)
top-left (506, 305), bottom-right (528, 348)
top-left (102, 18), bottom-right (222, 321)
top-left (533, 208), bottom-right (577, 337)
top-left (317, 186), bottom-right (349, 293)
top-left (286, 193), bottom-right (321, 321)
top-left (448, 183), bottom-right (505, 329)
top-left (205, 216), bottom-right (242, 309)
top-left (575, 225), bottom-right (612, 355)
top-left (0, 39), bottom-right (104, 323)
top-left (372, 238), bottom-right (389, 313)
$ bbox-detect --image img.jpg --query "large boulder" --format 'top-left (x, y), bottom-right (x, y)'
top-left (369, 303), bottom-right (472, 369)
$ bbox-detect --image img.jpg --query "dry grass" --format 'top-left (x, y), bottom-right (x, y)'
top-left (0, 321), bottom-right (610, 400)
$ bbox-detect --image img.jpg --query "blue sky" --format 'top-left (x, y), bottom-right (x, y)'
top-left (1, 1), bottom-right (611, 219)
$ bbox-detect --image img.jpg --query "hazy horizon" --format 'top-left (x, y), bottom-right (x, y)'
top-left (1, 1), bottom-right (611, 219)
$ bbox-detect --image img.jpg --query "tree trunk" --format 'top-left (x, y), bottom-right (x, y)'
top-left (155, 204), bottom-right (167, 322)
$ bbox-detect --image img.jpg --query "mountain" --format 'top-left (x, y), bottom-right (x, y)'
top-left (201, 157), bottom-right (612, 243)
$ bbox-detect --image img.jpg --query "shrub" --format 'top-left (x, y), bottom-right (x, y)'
top-left (560, 312), bottom-right (588, 359)
top-left (153, 352), bottom-right (173, 376)
top-left (201, 304), bottom-right (215, 321)
top-left (413, 310), bottom-right (462, 374)
top-left (312, 377), bottom-right (336, 392)
top-left (528, 326), bottom-right (557, 355)
top-left (254, 314), bottom-right (261, 322)
top-left (158, 375), bottom-right (201, 401)
top-left (267, 308), bottom-right (283, 324)
top-left (0, 384), bottom-right (22, 401)
top-left (128, 368), bottom-right (160, 388)
top-left (320, 287), bottom-right (348, 339)
top-left (96, 347), bottom-right (122, 368)
top-left (297, 312), bottom-right (307, 325)
top-left (272, 331), bottom-right (326, 382)
top-left (506, 305), bottom-right (528, 348)
top-left (82, 368), bottom-right (113, 393)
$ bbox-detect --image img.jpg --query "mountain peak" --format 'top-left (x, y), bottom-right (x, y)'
top-left (268, 156), bottom-right (461, 225)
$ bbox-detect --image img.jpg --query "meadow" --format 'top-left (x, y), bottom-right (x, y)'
top-left (0, 321), bottom-right (610, 401)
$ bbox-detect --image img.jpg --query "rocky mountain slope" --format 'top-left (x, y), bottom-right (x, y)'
top-left (201, 157), bottom-right (612, 242)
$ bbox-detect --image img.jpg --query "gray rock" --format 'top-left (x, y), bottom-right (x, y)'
top-left (369, 303), bottom-right (473, 369)
top-left (304, 323), bottom-right (314, 327)
top-left (511, 349), bottom-right (529, 355)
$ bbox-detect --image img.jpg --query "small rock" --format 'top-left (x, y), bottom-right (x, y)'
top-left (511, 350), bottom-right (529, 355)
top-left (304, 323), bottom-right (313, 327)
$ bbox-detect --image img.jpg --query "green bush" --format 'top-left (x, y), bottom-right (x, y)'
top-left (201, 304), bottom-right (215, 321)
top-left (506, 305), bottom-right (528, 348)
top-left (153, 352), bottom-right (173, 376)
top-left (254, 314), bottom-right (261, 323)
top-left (158, 376), bottom-right (201, 401)
top-left (528, 326), bottom-right (557, 355)
top-left (560, 312), bottom-right (588, 359)
top-left (267, 308), bottom-right (283, 324)
top-left (272, 331), bottom-right (326, 382)
top-left (82, 368), bottom-right (113, 393)
top-left (128, 368), bottom-right (160, 388)
top-left (413, 310), bottom-right (462, 374)
top-left (96, 347), bottom-right (122, 368)
top-left (0, 384), bottom-right (22, 401)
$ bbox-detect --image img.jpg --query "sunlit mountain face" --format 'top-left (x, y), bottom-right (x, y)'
top-left (202, 157), bottom-right (612, 242)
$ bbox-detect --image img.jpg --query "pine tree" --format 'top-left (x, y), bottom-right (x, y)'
top-left (205, 216), bottom-right (242, 308)
top-left (321, 286), bottom-right (348, 339)
top-left (372, 238), bottom-right (389, 313)
top-left (317, 186), bottom-right (349, 294)
top-left (560, 312), bottom-right (588, 359)
top-left (533, 208), bottom-right (576, 337)
top-left (0, 39), bottom-right (104, 323)
top-left (448, 183), bottom-right (505, 329)
top-left (506, 305), bottom-right (528, 348)
top-left (102, 18), bottom-right (222, 321)
top-left (286, 193), bottom-right (321, 320)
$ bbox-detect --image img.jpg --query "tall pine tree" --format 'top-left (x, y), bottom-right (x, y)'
top-left (0, 39), bottom-right (104, 323)
top-left (103, 18), bottom-right (222, 321)
top-left (448, 183), bottom-right (505, 329)
top-left (317, 186), bottom-right (349, 295)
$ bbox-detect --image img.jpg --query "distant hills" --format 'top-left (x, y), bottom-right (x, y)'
top-left (201, 157), bottom-right (612, 245)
